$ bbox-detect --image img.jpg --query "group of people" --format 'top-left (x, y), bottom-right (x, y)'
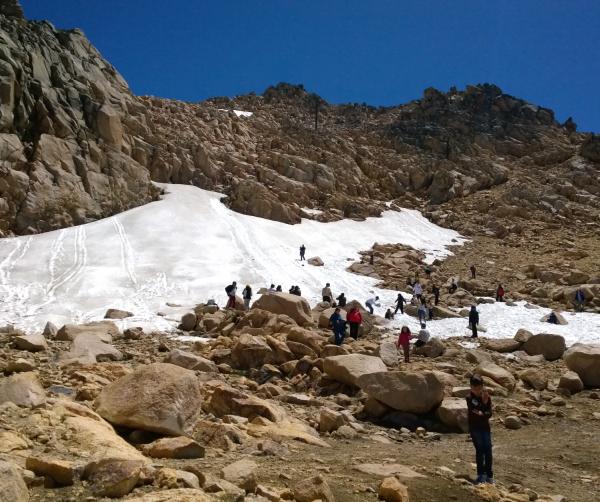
top-left (328, 305), bottom-right (363, 345)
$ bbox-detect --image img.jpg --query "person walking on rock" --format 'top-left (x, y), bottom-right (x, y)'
top-left (396, 325), bottom-right (412, 363)
top-left (336, 292), bottom-right (347, 308)
top-left (413, 280), bottom-right (423, 301)
top-left (300, 244), bottom-right (306, 261)
top-left (329, 308), bottom-right (346, 346)
top-left (469, 305), bottom-right (479, 338)
top-left (225, 281), bottom-right (237, 309)
top-left (268, 284), bottom-right (276, 294)
top-left (495, 284), bottom-right (505, 302)
top-left (365, 296), bottom-right (380, 315)
top-left (470, 265), bottom-right (477, 280)
top-left (242, 284), bottom-right (252, 311)
top-left (431, 284), bottom-right (440, 306)
top-left (575, 288), bottom-right (585, 312)
top-left (394, 293), bottom-right (406, 315)
top-left (418, 301), bottom-right (428, 324)
top-left (347, 306), bottom-right (362, 340)
top-left (466, 374), bottom-right (494, 485)
top-left (322, 283), bottom-right (333, 303)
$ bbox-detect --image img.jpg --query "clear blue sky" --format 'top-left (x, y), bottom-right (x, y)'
top-left (21, 0), bottom-right (600, 131)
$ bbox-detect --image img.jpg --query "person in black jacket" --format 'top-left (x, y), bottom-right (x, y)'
top-left (431, 284), bottom-right (440, 306)
top-left (299, 244), bottom-right (306, 261)
top-left (466, 374), bottom-right (494, 484)
top-left (468, 305), bottom-right (479, 338)
top-left (394, 293), bottom-right (405, 314)
top-left (242, 285), bottom-right (252, 311)
top-left (336, 293), bottom-right (347, 308)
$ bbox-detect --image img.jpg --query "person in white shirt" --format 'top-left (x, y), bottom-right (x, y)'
top-left (415, 323), bottom-right (431, 347)
top-left (365, 296), bottom-right (380, 314)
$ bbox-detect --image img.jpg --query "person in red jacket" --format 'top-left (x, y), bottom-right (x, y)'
top-left (346, 307), bottom-right (362, 340)
top-left (496, 284), bottom-right (505, 302)
top-left (396, 326), bottom-right (412, 363)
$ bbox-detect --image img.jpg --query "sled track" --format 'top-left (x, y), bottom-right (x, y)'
top-left (112, 217), bottom-right (137, 286)
top-left (46, 226), bottom-right (87, 296)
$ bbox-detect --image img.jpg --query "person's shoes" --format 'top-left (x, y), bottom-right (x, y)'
top-left (485, 477), bottom-right (495, 484)
top-left (474, 475), bottom-right (486, 485)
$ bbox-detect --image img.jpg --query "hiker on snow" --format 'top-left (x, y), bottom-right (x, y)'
top-left (299, 244), bottom-right (306, 261)
top-left (242, 284), bottom-right (252, 310)
top-left (469, 305), bottom-right (479, 338)
top-left (346, 306), bottom-right (362, 340)
top-left (466, 374), bottom-right (494, 485)
top-left (413, 280), bottom-right (423, 300)
top-left (394, 293), bottom-right (406, 315)
top-left (385, 308), bottom-right (394, 320)
top-left (396, 325), bottom-right (412, 363)
top-left (322, 283), bottom-right (334, 303)
top-left (276, 285), bottom-right (282, 292)
top-left (417, 301), bottom-right (428, 324)
top-left (495, 284), bottom-right (505, 302)
top-left (336, 292), bottom-right (347, 308)
top-left (365, 296), bottom-right (380, 315)
top-left (268, 284), bottom-right (276, 294)
top-left (225, 281), bottom-right (237, 309)
top-left (329, 307), bottom-right (346, 346)
top-left (575, 288), bottom-right (585, 312)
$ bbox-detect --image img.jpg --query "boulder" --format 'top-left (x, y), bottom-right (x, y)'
top-left (436, 397), bottom-right (468, 432)
top-left (143, 437), bottom-right (205, 459)
top-left (231, 333), bottom-right (273, 369)
top-left (376, 340), bottom-right (399, 367)
top-left (0, 460), bottom-right (29, 502)
top-left (13, 334), bottom-right (47, 352)
top-left (104, 308), bottom-right (133, 319)
top-left (504, 416), bottom-right (522, 430)
top-left (412, 337), bottom-right (445, 358)
top-left (357, 371), bottom-right (445, 414)
top-left (206, 385), bottom-right (285, 422)
top-left (0, 372), bottom-right (45, 407)
top-left (252, 293), bottom-right (313, 326)
top-left (323, 354), bottom-right (388, 387)
top-left (180, 312), bottom-right (198, 331)
top-left (220, 458), bottom-right (258, 492)
top-left (319, 408), bottom-right (347, 433)
top-left (25, 456), bottom-right (77, 486)
top-left (56, 321), bottom-right (118, 341)
top-left (95, 363), bottom-right (203, 435)
top-left (540, 311), bottom-right (568, 325)
top-left (519, 368), bottom-right (548, 390)
top-left (318, 307), bottom-right (346, 328)
top-left (125, 489), bottom-right (213, 502)
top-left (307, 256), bottom-right (324, 266)
top-left (483, 338), bottom-right (522, 353)
top-left (432, 305), bottom-right (462, 319)
top-left (523, 333), bottom-right (566, 361)
top-left (514, 329), bottom-right (533, 343)
top-left (164, 349), bottom-right (218, 372)
top-left (378, 477), bottom-right (410, 502)
top-left (558, 371), bottom-right (584, 394)
top-left (59, 333), bottom-right (123, 365)
top-left (563, 344), bottom-right (600, 387)
top-left (42, 321), bottom-right (58, 339)
top-left (293, 475), bottom-right (335, 502)
top-left (474, 362), bottom-right (516, 390)
top-left (84, 458), bottom-right (144, 498)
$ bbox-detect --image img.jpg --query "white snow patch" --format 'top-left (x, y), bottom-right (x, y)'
top-left (217, 109), bottom-right (253, 117)
top-left (301, 207), bottom-right (323, 215)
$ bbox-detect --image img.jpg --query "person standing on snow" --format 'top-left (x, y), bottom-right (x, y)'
top-left (225, 281), bottom-right (237, 309)
top-left (469, 305), bottom-right (480, 338)
top-left (275, 285), bottom-right (282, 292)
top-left (268, 284), bottom-right (276, 294)
top-left (329, 308), bottom-right (346, 346)
top-left (466, 374), bottom-right (494, 485)
top-left (242, 285), bottom-right (252, 311)
top-left (322, 283), bottom-right (334, 303)
top-left (417, 301), bottom-right (428, 324)
top-left (365, 296), bottom-right (380, 315)
top-left (384, 308), bottom-right (395, 320)
top-left (396, 326), bottom-right (412, 363)
top-left (575, 288), bottom-right (585, 312)
top-left (495, 284), bottom-right (505, 302)
top-left (299, 244), bottom-right (306, 261)
top-left (346, 306), bottom-right (362, 340)
top-left (394, 293), bottom-right (406, 315)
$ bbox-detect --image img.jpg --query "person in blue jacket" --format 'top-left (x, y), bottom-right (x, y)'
top-left (329, 308), bottom-right (346, 346)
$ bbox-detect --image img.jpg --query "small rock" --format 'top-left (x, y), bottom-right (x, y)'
top-left (378, 476), bottom-right (410, 502)
top-left (504, 416), bottom-right (522, 430)
top-left (293, 474), bottom-right (335, 502)
top-left (143, 436), bottom-right (205, 459)
top-left (220, 458), bottom-right (258, 492)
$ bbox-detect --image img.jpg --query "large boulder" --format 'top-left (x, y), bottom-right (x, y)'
top-left (558, 371), bottom-right (584, 394)
top-left (13, 334), bottom-right (47, 352)
top-left (318, 307), bottom-right (346, 329)
top-left (519, 368), bottom-right (548, 390)
top-left (56, 321), bottom-right (119, 341)
top-left (436, 397), bottom-right (468, 432)
top-left (523, 333), bottom-right (566, 361)
top-left (164, 349), bottom-right (217, 372)
top-left (0, 372), bottom-right (45, 407)
top-left (231, 333), bottom-right (273, 369)
top-left (564, 344), bottom-right (600, 387)
top-left (323, 354), bottom-right (388, 387)
top-left (59, 333), bottom-right (123, 365)
top-left (0, 460), bottom-right (29, 502)
top-left (474, 361), bottom-right (516, 390)
top-left (376, 340), bottom-right (400, 367)
top-left (252, 293), bottom-right (313, 326)
top-left (483, 338), bottom-right (522, 353)
top-left (357, 371), bottom-right (445, 414)
top-left (206, 385), bottom-right (285, 422)
top-left (539, 311), bottom-right (568, 325)
top-left (95, 363), bottom-right (202, 435)
top-left (412, 337), bottom-right (445, 358)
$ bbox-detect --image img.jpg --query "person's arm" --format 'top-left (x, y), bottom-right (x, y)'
top-left (481, 393), bottom-right (492, 418)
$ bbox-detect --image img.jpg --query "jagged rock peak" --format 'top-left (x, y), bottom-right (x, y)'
top-left (0, 0), bottom-right (24, 19)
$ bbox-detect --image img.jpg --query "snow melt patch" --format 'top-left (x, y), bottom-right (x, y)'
top-left (0, 184), bottom-right (462, 333)
top-left (217, 109), bottom-right (253, 117)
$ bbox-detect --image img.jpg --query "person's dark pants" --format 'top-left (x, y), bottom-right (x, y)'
top-left (496, 295), bottom-right (503, 302)
top-left (349, 322), bottom-right (359, 340)
top-left (434, 295), bottom-right (439, 306)
top-left (300, 253), bottom-right (305, 261)
top-left (418, 311), bottom-right (426, 323)
top-left (470, 430), bottom-right (493, 479)
top-left (471, 324), bottom-right (478, 338)
top-left (367, 304), bottom-right (374, 315)
top-left (226, 296), bottom-right (236, 309)
top-left (401, 344), bottom-right (410, 363)
top-left (414, 339), bottom-right (426, 348)
top-left (334, 328), bottom-right (345, 346)
top-left (576, 301), bottom-right (584, 312)
top-left (471, 271), bottom-right (476, 279)
top-left (394, 303), bottom-right (404, 315)
top-left (323, 296), bottom-right (331, 303)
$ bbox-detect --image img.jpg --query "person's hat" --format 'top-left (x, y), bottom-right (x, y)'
top-left (470, 374), bottom-right (484, 386)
